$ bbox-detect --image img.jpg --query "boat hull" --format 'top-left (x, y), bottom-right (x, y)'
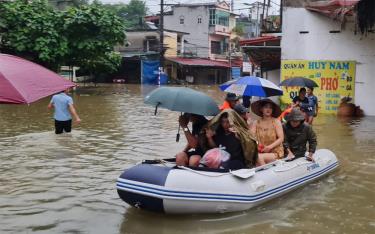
top-left (117, 149), bottom-right (338, 214)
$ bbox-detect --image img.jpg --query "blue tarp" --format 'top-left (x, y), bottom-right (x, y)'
top-left (141, 60), bottom-right (168, 85)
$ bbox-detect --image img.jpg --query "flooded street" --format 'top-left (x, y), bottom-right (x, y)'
top-left (0, 84), bottom-right (374, 234)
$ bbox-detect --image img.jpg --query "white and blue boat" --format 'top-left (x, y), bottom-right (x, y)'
top-left (116, 149), bottom-right (338, 214)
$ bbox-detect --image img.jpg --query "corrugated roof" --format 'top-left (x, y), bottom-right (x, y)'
top-left (240, 36), bottom-right (281, 46)
top-left (166, 57), bottom-right (230, 68)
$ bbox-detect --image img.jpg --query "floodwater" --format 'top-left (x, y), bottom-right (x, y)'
top-left (0, 84), bottom-right (374, 234)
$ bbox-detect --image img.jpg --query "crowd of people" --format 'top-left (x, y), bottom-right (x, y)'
top-left (176, 90), bottom-right (318, 170)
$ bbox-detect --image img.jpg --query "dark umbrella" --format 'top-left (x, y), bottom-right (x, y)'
top-left (279, 77), bottom-right (319, 87)
top-left (0, 54), bottom-right (75, 104)
top-left (144, 86), bottom-right (219, 141)
top-left (144, 87), bottom-right (219, 116)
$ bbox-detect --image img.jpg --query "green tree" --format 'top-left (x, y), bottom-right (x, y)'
top-left (62, 3), bottom-right (126, 74)
top-left (0, 0), bottom-right (126, 74)
top-left (48, 0), bottom-right (89, 10)
top-left (103, 0), bottom-right (148, 29)
top-left (232, 24), bottom-right (245, 37)
top-left (0, 0), bottom-right (68, 69)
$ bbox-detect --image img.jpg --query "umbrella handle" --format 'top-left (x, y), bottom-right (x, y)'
top-left (154, 102), bottom-right (161, 115)
top-left (176, 131), bottom-right (180, 142)
top-left (176, 112), bottom-right (182, 142)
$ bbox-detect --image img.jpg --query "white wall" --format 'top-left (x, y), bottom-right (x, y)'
top-left (164, 6), bottom-right (210, 58)
top-left (265, 69), bottom-right (281, 104)
top-left (281, 8), bottom-right (375, 116)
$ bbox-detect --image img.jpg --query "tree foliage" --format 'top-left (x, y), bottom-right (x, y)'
top-left (63, 3), bottom-right (126, 73)
top-left (103, 0), bottom-right (148, 29)
top-left (0, 0), bottom-right (126, 74)
top-left (0, 0), bottom-right (67, 69)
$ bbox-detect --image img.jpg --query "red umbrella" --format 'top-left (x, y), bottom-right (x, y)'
top-left (0, 53), bottom-right (75, 104)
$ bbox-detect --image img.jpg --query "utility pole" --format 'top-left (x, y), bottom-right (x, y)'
top-left (159, 0), bottom-right (164, 85)
top-left (262, 0), bottom-right (266, 31)
top-left (231, 0), bottom-right (234, 12)
top-left (280, 0), bottom-right (283, 31)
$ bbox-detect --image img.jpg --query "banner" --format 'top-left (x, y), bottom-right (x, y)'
top-left (231, 67), bottom-right (241, 79)
top-left (141, 60), bottom-right (168, 85)
top-left (281, 60), bottom-right (356, 114)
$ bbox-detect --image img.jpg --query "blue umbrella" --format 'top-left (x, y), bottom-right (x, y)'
top-left (220, 76), bottom-right (283, 97)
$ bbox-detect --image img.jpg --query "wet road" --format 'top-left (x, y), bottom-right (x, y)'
top-left (0, 84), bottom-right (374, 234)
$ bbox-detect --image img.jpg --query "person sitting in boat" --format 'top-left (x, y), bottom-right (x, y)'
top-left (234, 103), bottom-right (254, 128)
top-left (175, 113), bottom-right (208, 167)
top-left (250, 99), bottom-right (284, 166)
top-left (219, 93), bottom-right (240, 111)
top-left (283, 108), bottom-right (317, 161)
top-left (205, 109), bottom-right (258, 169)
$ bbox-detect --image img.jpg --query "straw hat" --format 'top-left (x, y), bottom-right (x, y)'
top-left (286, 108), bottom-right (305, 122)
top-left (251, 99), bottom-right (281, 118)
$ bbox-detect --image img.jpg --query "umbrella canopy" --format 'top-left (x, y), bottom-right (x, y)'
top-left (0, 54), bottom-right (75, 104)
top-left (219, 76), bottom-right (283, 97)
top-left (279, 77), bottom-right (319, 87)
top-left (144, 87), bottom-right (219, 116)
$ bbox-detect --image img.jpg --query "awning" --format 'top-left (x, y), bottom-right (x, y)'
top-left (240, 36), bottom-right (281, 71)
top-left (305, 0), bottom-right (360, 19)
top-left (166, 57), bottom-right (230, 68)
top-left (240, 36), bottom-right (280, 46)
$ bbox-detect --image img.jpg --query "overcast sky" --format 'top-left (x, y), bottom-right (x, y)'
top-left (98, 0), bottom-right (281, 16)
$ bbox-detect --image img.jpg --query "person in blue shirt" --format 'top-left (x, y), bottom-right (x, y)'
top-left (292, 87), bottom-right (309, 122)
top-left (48, 89), bottom-right (81, 134)
top-left (306, 87), bottom-right (318, 124)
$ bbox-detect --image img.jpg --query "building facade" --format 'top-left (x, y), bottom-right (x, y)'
top-left (164, 1), bottom-right (236, 60)
top-left (282, 0), bottom-right (375, 115)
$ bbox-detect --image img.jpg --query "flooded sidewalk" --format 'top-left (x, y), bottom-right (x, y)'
top-left (0, 84), bottom-right (374, 234)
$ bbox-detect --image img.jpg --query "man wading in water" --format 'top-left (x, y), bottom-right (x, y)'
top-left (48, 88), bottom-right (81, 134)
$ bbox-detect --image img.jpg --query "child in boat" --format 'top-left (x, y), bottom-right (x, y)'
top-left (283, 108), bottom-right (317, 161)
top-left (250, 99), bottom-right (284, 166)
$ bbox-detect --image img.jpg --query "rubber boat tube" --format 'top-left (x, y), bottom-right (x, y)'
top-left (116, 149), bottom-right (338, 214)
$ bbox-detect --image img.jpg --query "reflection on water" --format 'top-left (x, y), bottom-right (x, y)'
top-left (0, 84), bottom-right (374, 234)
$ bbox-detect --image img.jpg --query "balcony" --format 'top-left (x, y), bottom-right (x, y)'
top-left (209, 25), bottom-right (231, 36)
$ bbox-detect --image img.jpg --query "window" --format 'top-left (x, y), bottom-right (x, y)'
top-left (179, 16), bottom-right (184, 24)
top-left (211, 41), bottom-right (221, 54)
top-left (209, 9), bottom-right (229, 26)
top-left (198, 16), bottom-right (202, 24)
top-left (211, 40), bottom-right (228, 55)
top-left (217, 10), bottom-right (229, 27)
top-left (209, 9), bottom-right (216, 25)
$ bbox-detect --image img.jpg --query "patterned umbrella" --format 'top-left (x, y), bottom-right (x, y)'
top-left (220, 76), bottom-right (283, 97)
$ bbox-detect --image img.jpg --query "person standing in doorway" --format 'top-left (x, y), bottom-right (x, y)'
top-left (306, 87), bottom-right (318, 124)
top-left (48, 89), bottom-right (81, 134)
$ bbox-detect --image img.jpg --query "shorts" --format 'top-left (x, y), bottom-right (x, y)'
top-left (306, 111), bottom-right (315, 117)
top-left (55, 119), bottom-right (72, 134)
top-left (185, 148), bottom-right (204, 157)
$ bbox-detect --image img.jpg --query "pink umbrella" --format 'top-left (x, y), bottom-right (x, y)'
top-left (0, 53), bottom-right (75, 104)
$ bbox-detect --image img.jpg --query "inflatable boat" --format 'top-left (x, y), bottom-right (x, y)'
top-left (116, 149), bottom-right (338, 214)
